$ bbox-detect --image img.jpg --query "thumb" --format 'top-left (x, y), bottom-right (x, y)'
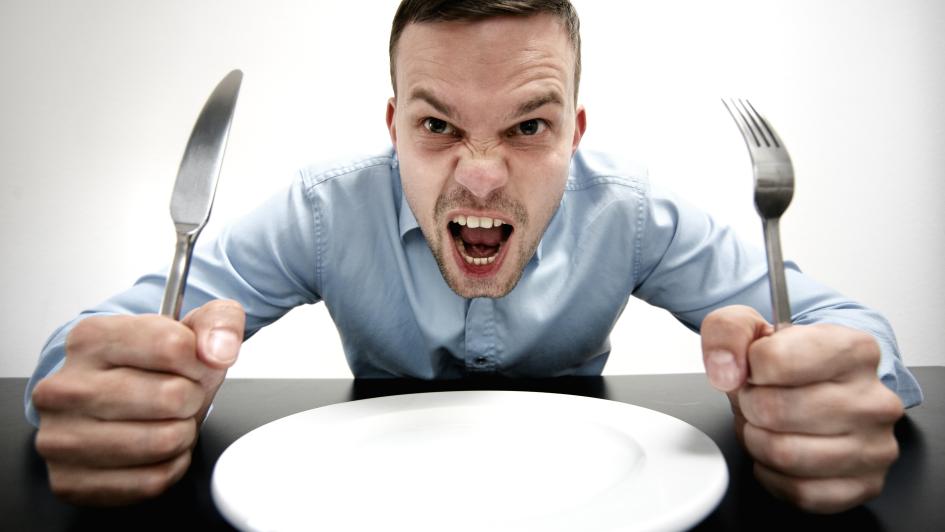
top-left (182, 299), bottom-right (246, 369)
top-left (700, 305), bottom-right (771, 392)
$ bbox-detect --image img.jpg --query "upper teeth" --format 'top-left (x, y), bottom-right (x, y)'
top-left (452, 215), bottom-right (504, 229)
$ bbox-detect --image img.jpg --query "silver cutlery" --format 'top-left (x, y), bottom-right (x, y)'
top-left (722, 98), bottom-right (794, 329)
top-left (159, 70), bottom-right (243, 319)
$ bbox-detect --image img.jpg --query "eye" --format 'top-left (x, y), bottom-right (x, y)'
top-left (423, 117), bottom-right (457, 136)
top-left (514, 119), bottom-right (546, 136)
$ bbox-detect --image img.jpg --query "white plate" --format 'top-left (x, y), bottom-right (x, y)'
top-left (212, 391), bottom-right (727, 532)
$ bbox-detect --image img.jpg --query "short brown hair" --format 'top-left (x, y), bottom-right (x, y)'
top-left (389, 0), bottom-right (581, 100)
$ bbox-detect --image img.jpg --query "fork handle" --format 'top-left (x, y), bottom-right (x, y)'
top-left (762, 217), bottom-right (792, 330)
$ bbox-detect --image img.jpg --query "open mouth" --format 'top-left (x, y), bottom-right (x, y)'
top-left (448, 214), bottom-right (514, 273)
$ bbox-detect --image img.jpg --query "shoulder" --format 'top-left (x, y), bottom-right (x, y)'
top-left (563, 149), bottom-right (655, 222)
top-left (567, 149), bottom-right (651, 195)
top-left (291, 148), bottom-right (403, 234)
top-left (298, 148), bottom-right (399, 192)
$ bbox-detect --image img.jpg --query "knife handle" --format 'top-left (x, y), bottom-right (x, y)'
top-left (160, 231), bottom-right (198, 320)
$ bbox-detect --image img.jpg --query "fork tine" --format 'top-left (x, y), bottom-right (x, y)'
top-left (742, 100), bottom-right (782, 148)
top-left (735, 99), bottom-right (771, 148)
top-left (722, 98), bottom-right (787, 150)
top-left (722, 98), bottom-right (762, 148)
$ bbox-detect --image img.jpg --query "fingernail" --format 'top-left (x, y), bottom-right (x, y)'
top-left (207, 329), bottom-right (239, 365)
top-left (706, 350), bottom-right (740, 391)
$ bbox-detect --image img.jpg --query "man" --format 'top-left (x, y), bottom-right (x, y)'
top-left (26, 0), bottom-right (921, 514)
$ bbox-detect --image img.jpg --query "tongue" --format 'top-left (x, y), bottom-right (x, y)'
top-left (460, 226), bottom-right (503, 246)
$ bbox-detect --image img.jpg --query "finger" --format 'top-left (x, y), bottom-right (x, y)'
top-left (32, 367), bottom-right (206, 421)
top-left (737, 380), bottom-right (904, 435)
top-left (701, 305), bottom-right (772, 392)
top-left (753, 462), bottom-right (887, 514)
top-left (729, 392), bottom-right (748, 447)
top-left (742, 422), bottom-right (900, 479)
top-left (747, 323), bottom-right (882, 387)
top-left (35, 416), bottom-right (197, 468)
top-left (66, 315), bottom-right (205, 382)
top-left (45, 451), bottom-right (193, 506)
top-left (182, 299), bottom-right (245, 369)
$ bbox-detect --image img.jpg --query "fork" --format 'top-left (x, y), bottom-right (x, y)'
top-left (722, 98), bottom-right (794, 330)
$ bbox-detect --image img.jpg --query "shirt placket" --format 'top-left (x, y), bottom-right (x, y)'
top-left (464, 297), bottom-right (497, 373)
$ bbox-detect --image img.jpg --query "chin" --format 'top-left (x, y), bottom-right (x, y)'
top-left (438, 257), bottom-right (524, 299)
top-left (449, 280), bottom-right (513, 299)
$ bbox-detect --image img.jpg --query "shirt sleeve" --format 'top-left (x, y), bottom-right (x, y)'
top-left (24, 173), bottom-right (322, 426)
top-left (631, 183), bottom-right (923, 408)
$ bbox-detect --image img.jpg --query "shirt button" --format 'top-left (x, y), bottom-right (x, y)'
top-left (474, 356), bottom-right (487, 365)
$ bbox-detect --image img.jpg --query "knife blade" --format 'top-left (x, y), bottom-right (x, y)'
top-left (159, 69), bottom-right (243, 319)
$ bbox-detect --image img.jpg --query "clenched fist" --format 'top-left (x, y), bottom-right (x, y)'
top-left (31, 299), bottom-right (245, 506)
top-left (701, 305), bottom-right (904, 513)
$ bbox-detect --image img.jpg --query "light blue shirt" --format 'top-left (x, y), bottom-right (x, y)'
top-left (25, 148), bottom-right (923, 425)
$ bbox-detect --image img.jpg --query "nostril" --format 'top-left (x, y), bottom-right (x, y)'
top-left (454, 157), bottom-right (509, 198)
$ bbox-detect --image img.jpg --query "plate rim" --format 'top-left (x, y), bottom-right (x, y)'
top-left (212, 390), bottom-right (728, 532)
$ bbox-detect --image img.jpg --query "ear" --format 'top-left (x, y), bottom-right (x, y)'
top-left (571, 104), bottom-right (587, 154)
top-left (386, 97), bottom-right (398, 148)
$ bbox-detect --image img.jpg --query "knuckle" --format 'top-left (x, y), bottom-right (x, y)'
top-left (64, 317), bottom-right (105, 356)
top-left (788, 483), bottom-right (818, 512)
top-left (154, 328), bottom-right (195, 366)
top-left (155, 378), bottom-right (197, 417)
top-left (163, 328), bottom-right (194, 354)
top-left (701, 308), bottom-right (725, 330)
top-left (703, 306), bottom-right (751, 336)
top-left (33, 374), bottom-right (88, 412)
top-left (761, 342), bottom-right (794, 380)
top-left (788, 479), bottom-right (848, 514)
top-left (849, 333), bottom-right (881, 367)
top-left (35, 428), bottom-right (75, 459)
top-left (67, 315), bottom-right (132, 358)
top-left (141, 452), bottom-right (192, 498)
top-left (211, 298), bottom-right (244, 314)
top-left (46, 467), bottom-right (80, 501)
top-left (874, 435), bottom-right (900, 467)
top-left (766, 435), bottom-right (801, 472)
top-left (862, 474), bottom-right (886, 501)
top-left (148, 422), bottom-right (195, 458)
top-left (746, 339), bottom-right (788, 384)
top-left (31, 378), bottom-right (60, 412)
top-left (796, 489), bottom-right (840, 514)
top-left (799, 478), bottom-right (881, 514)
top-left (885, 439), bottom-right (901, 465)
top-left (760, 470), bottom-right (814, 511)
top-left (138, 470), bottom-right (171, 499)
top-left (746, 388), bottom-right (786, 429)
top-left (877, 390), bottom-right (905, 423)
top-left (194, 299), bottom-right (246, 330)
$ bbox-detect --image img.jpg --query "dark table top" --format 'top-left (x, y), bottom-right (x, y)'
top-left (2, 367), bottom-right (942, 531)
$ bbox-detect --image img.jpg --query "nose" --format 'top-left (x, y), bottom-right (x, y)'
top-left (454, 153), bottom-right (509, 200)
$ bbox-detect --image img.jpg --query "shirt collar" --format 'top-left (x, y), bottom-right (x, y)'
top-left (398, 190), bottom-right (421, 239)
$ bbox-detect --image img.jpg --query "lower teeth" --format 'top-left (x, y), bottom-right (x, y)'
top-left (456, 239), bottom-right (498, 266)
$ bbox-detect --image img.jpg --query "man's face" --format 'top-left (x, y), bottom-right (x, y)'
top-left (387, 14), bottom-right (586, 299)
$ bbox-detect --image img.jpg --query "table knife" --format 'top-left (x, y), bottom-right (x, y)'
top-left (159, 70), bottom-right (243, 319)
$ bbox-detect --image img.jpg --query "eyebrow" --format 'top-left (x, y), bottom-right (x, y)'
top-left (408, 88), bottom-right (456, 119)
top-left (407, 88), bottom-right (565, 122)
top-left (510, 91), bottom-right (564, 120)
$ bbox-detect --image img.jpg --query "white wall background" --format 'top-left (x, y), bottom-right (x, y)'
top-left (1, 0), bottom-right (942, 378)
